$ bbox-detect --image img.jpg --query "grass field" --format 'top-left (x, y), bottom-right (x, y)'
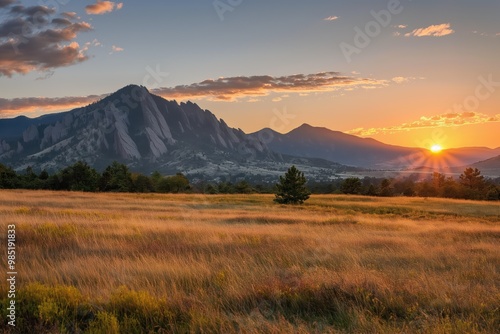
top-left (0, 190), bottom-right (499, 333)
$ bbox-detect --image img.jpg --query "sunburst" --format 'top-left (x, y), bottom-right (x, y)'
top-left (430, 145), bottom-right (443, 153)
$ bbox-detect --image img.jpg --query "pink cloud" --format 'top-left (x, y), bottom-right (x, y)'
top-left (85, 1), bottom-right (123, 15)
top-left (347, 112), bottom-right (500, 136)
top-left (405, 23), bottom-right (455, 37)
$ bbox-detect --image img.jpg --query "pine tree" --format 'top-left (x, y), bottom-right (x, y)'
top-left (274, 165), bottom-right (310, 204)
top-left (340, 177), bottom-right (362, 194)
top-left (459, 168), bottom-right (485, 190)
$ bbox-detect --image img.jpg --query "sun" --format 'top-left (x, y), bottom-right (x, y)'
top-left (430, 144), bottom-right (443, 153)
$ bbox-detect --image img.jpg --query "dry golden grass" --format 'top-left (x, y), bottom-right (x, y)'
top-left (0, 190), bottom-right (499, 333)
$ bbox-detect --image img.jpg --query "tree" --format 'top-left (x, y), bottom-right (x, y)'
top-left (99, 162), bottom-right (133, 192)
top-left (150, 171), bottom-right (163, 191)
top-left (217, 181), bottom-right (234, 194)
top-left (393, 178), bottom-right (415, 197)
top-left (365, 184), bottom-right (378, 196)
top-left (157, 173), bottom-right (190, 193)
top-left (442, 176), bottom-right (460, 199)
top-left (432, 172), bottom-right (446, 190)
top-left (340, 177), bottom-right (362, 194)
top-left (459, 168), bottom-right (486, 190)
top-left (417, 181), bottom-right (437, 198)
top-left (0, 164), bottom-right (19, 189)
top-left (379, 178), bottom-right (394, 197)
top-left (204, 184), bottom-right (218, 194)
top-left (132, 173), bottom-right (154, 193)
top-left (24, 166), bottom-right (37, 182)
top-left (486, 186), bottom-right (500, 201)
top-left (274, 165), bottom-right (310, 204)
top-left (234, 180), bottom-right (253, 194)
top-left (39, 170), bottom-right (49, 181)
top-left (459, 168), bottom-right (487, 199)
top-left (59, 161), bottom-right (99, 192)
top-left (21, 166), bottom-right (40, 189)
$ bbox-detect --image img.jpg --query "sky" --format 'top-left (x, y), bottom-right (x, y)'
top-left (0, 0), bottom-right (499, 149)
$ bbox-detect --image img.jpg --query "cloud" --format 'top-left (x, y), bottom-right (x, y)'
top-left (397, 24), bottom-right (407, 29)
top-left (0, 94), bottom-right (105, 116)
top-left (473, 30), bottom-right (500, 38)
top-left (391, 76), bottom-right (424, 84)
top-left (62, 12), bottom-right (78, 19)
top-left (0, 4), bottom-right (92, 77)
top-left (111, 45), bottom-right (123, 52)
top-left (85, 1), bottom-right (123, 15)
top-left (151, 72), bottom-right (387, 102)
top-left (0, 72), bottom-right (388, 115)
top-left (83, 38), bottom-right (102, 51)
top-left (0, 0), bottom-right (14, 8)
top-left (347, 112), bottom-right (500, 136)
top-left (405, 23), bottom-right (454, 37)
top-left (324, 16), bottom-right (339, 21)
top-left (392, 76), bottom-right (409, 84)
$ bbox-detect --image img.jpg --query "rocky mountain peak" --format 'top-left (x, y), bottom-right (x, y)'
top-left (0, 85), bottom-right (276, 174)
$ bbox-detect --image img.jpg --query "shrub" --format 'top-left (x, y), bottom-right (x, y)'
top-left (87, 311), bottom-right (120, 334)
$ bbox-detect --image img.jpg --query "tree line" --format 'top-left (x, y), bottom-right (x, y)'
top-left (336, 168), bottom-right (500, 201)
top-left (0, 161), bottom-right (498, 201)
top-left (0, 161), bottom-right (190, 194)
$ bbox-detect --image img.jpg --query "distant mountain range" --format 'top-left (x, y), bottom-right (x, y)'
top-left (251, 125), bottom-right (500, 177)
top-left (1, 85), bottom-right (499, 179)
top-left (251, 124), bottom-right (423, 168)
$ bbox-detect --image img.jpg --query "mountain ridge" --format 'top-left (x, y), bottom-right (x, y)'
top-left (1, 84), bottom-right (499, 178)
top-left (0, 85), bottom-right (349, 181)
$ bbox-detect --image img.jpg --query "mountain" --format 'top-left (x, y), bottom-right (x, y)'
top-left (0, 113), bottom-right (68, 140)
top-left (471, 155), bottom-right (500, 169)
top-left (251, 124), bottom-right (500, 170)
top-left (251, 124), bottom-right (424, 168)
top-left (0, 85), bottom-right (349, 181)
top-left (1, 85), bottom-right (498, 180)
top-left (455, 155), bottom-right (500, 177)
top-left (439, 147), bottom-right (500, 166)
top-left (403, 148), bottom-right (500, 177)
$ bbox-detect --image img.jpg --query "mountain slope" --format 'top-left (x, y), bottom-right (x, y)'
top-left (457, 155), bottom-right (500, 177)
top-left (471, 155), bottom-right (500, 169)
top-left (2, 85), bottom-right (497, 177)
top-left (251, 124), bottom-right (424, 168)
top-left (252, 124), bottom-right (500, 169)
top-left (0, 113), bottom-right (67, 140)
top-left (440, 147), bottom-right (500, 166)
top-left (0, 85), bottom-right (348, 180)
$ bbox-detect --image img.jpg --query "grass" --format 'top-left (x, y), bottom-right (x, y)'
top-left (0, 190), bottom-right (499, 333)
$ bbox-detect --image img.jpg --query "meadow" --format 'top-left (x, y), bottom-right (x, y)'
top-left (0, 190), bottom-right (499, 333)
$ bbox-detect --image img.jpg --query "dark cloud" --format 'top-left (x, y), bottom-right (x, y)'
top-left (152, 72), bottom-right (385, 101)
top-left (10, 5), bottom-right (55, 17)
top-left (51, 18), bottom-right (73, 27)
top-left (0, 4), bottom-right (92, 77)
top-left (0, 0), bottom-right (14, 8)
top-left (0, 18), bottom-right (26, 37)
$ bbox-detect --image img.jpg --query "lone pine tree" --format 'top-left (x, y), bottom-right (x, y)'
top-left (274, 165), bottom-right (311, 204)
